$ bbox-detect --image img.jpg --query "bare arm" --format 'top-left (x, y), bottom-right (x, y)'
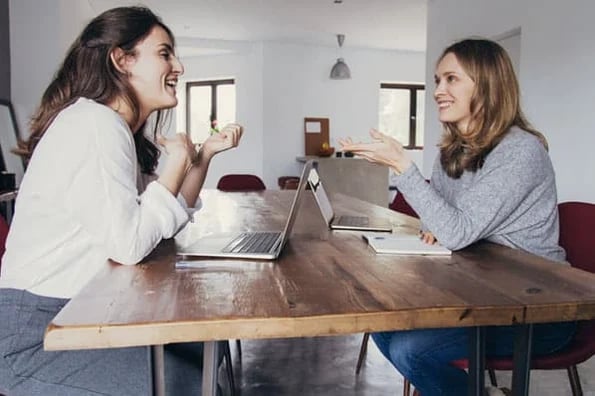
top-left (155, 132), bottom-right (196, 197)
top-left (179, 123), bottom-right (243, 206)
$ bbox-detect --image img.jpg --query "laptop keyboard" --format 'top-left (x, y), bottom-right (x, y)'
top-left (336, 215), bottom-right (369, 227)
top-left (222, 232), bottom-right (281, 254)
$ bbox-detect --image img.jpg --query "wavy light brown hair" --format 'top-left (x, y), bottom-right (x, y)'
top-left (438, 39), bottom-right (547, 178)
top-left (17, 6), bottom-right (174, 174)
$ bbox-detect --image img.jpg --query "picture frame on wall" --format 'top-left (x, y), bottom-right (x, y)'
top-left (0, 99), bottom-right (25, 186)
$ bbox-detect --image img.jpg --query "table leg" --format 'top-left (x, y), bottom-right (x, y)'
top-left (203, 341), bottom-right (219, 396)
top-left (511, 324), bottom-right (533, 396)
top-left (468, 326), bottom-right (486, 396)
top-left (148, 345), bottom-right (166, 396)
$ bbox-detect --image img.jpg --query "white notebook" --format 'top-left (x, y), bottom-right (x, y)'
top-left (362, 233), bottom-right (451, 256)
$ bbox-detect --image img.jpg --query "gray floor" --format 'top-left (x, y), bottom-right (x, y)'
top-left (220, 334), bottom-right (595, 396)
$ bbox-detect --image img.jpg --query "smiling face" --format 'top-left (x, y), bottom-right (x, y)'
top-left (434, 52), bottom-right (476, 133)
top-left (124, 25), bottom-right (184, 122)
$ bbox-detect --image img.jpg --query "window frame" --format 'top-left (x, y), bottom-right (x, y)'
top-left (380, 82), bottom-right (425, 149)
top-left (185, 78), bottom-right (235, 134)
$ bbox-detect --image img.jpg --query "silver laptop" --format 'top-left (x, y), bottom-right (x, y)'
top-left (308, 166), bottom-right (393, 233)
top-left (176, 160), bottom-right (314, 260)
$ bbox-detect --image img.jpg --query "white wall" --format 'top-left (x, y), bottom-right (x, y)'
top-left (10, 0), bottom-right (90, 135)
top-left (425, 0), bottom-right (595, 202)
top-left (261, 42), bottom-right (425, 189)
top-left (174, 44), bottom-right (265, 189)
top-left (9, 0), bottom-right (426, 190)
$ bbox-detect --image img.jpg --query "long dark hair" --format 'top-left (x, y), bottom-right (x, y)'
top-left (437, 39), bottom-right (547, 178)
top-left (17, 6), bottom-right (175, 173)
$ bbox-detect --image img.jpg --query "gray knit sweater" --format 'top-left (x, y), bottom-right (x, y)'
top-left (395, 127), bottom-right (565, 262)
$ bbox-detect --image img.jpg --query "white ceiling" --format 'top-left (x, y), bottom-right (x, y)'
top-left (86, 0), bottom-right (427, 54)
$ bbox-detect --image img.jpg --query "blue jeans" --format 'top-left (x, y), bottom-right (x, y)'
top-left (372, 322), bottom-right (577, 396)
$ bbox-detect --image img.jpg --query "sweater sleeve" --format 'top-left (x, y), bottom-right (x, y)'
top-left (137, 170), bottom-right (203, 216)
top-left (64, 106), bottom-right (190, 265)
top-left (395, 133), bottom-right (549, 250)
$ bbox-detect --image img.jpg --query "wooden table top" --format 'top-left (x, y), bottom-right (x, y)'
top-left (45, 190), bottom-right (595, 351)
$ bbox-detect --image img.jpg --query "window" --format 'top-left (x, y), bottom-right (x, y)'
top-left (186, 79), bottom-right (236, 144)
top-left (378, 83), bottom-right (425, 149)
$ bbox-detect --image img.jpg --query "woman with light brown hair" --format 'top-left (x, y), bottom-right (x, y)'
top-left (341, 38), bottom-right (575, 395)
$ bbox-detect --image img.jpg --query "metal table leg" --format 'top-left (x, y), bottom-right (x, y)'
top-left (511, 324), bottom-right (533, 396)
top-left (149, 345), bottom-right (166, 396)
top-left (203, 341), bottom-right (219, 396)
top-left (468, 326), bottom-right (486, 396)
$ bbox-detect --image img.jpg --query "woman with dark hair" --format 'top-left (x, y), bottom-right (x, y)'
top-left (0, 6), bottom-right (241, 395)
top-left (340, 39), bottom-right (576, 395)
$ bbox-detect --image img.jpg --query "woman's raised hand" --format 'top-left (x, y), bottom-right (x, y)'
top-left (339, 129), bottom-right (412, 175)
top-left (202, 123), bottom-right (243, 159)
top-left (156, 131), bottom-right (197, 172)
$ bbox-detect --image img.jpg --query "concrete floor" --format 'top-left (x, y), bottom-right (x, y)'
top-left (221, 334), bottom-right (595, 396)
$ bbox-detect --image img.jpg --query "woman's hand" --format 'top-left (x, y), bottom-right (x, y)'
top-left (155, 132), bottom-right (199, 196)
top-left (420, 231), bottom-right (437, 245)
top-left (339, 129), bottom-right (413, 174)
top-left (156, 131), bottom-right (197, 172)
top-left (201, 123), bottom-right (243, 160)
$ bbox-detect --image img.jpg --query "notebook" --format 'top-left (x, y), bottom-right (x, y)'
top-left (176, 160), bottom-right (314, 260)
top-left (362, 233), bottom-right (451, 255)
top-left (307, 166), bottom-right (393, 233)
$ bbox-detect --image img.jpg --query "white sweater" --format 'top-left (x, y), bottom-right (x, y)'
top-left (0, 98), bottom-right (192, 298)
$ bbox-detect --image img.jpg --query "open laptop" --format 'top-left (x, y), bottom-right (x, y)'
top-left (176, 160), bottom-right (314, 260)
top-left (307, 166), bottom-right (393, 233)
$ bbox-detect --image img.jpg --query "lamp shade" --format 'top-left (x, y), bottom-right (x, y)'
top-left (330, 34), bottom-right (351, 80)
top-left (330, 58), bottom-right (351, 79)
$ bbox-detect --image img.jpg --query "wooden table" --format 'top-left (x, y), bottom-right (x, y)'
top-left (44, 190), bottom-right (595, 396)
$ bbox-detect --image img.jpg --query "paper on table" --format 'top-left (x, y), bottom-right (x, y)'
top-left (362, 233), bottom-right (451, 256)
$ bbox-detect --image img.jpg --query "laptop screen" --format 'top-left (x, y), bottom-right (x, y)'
top-left (279, 160), bottom-right (315, 245)
top-left (307, 167), bottom-right (335, 225)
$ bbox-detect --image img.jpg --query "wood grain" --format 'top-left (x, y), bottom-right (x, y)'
top-left (45, 190), bottom-right (595, 351)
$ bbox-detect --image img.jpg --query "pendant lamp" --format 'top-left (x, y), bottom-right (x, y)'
top-left (330, 34), bottom-right (351, 80)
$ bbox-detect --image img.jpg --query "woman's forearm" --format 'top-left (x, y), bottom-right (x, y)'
top-left (156, 154), bottom-right (190, 197)
top-left (179, 150), bottom-right (213, 207)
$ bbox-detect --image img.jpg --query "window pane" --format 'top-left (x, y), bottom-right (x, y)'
top-left (188, 85), bottom-right (211, 144)
top-left (379, 88), bottom-right (410, 145)
top-left (216, 84), bottom-right (236, 129)
top-left (415, 90), bottom-right (425, 147)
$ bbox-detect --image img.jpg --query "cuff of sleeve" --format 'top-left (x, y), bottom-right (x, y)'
top-left (394, 163), bottom-right (423, 194)
top-left (176, 194), bottom-right (203, 220)
top-left (143, 181), bottom-right (191, 237)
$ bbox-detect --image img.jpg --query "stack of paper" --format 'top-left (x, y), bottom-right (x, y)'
top-left (362, 233), bottom-right (451, 255)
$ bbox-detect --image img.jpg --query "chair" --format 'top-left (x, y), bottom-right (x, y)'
top-left (403, 201), bottom-right (595, 396)
top-left (0, 215), bottom-right (8, 396)
top-left (389, 192), bottom-right (419, 218)
top-left (217, 174), bottom-right (266, 192)
top-left (0, 214), bottom-right (8, 261)
top-left (278, 176), bottom-right (300, 190)
top-left (355, 189), bottom-right (421, 376)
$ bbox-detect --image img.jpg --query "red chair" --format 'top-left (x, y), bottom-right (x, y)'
top-left (389, 192), bottom-right (418, 218)
top-left (388, 180), bottom-right (429, 218)
top-left (403, 201), bottom-right (595, 396)
top-left (216, 174), bottom-right (266, 192)
top-left (278, 176), bottom-right (300, 190)
top-left (0, 214), bottom-right (8, 261)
